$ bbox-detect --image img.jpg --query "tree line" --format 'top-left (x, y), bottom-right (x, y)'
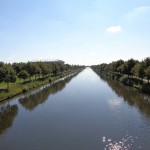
top-left (92, 57), bottom-right (150, 83)
top-left (0, 60), bottom-right (84, 90)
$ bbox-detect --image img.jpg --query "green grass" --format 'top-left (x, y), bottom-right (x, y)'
top-left (0, 82), bottom-right (7, 89)
top-left (0, 69), bottom-right (82, 101)
top-left (0, 74), bottom-right (53, 89)
top-left (0, 84), bottom-right (23, 100)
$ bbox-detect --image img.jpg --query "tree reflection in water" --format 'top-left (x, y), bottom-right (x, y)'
top-left (100, 75), bottom-right (150, 117)
top-left (0, 104), bottom-right (18, 134)
top-left (19, 73), bottom-right (78, 111)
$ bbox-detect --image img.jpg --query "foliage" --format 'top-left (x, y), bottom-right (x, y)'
top-left (119, 76), bottom-right (129, 85)
top-left (92, 57), bottom-right (149, 82)
top-left (145, 66), bottom-right (150, 83)
top-left (0, 60), bottom-right (85, 100)
top-left (0, 64), bottom-right (17, 90)
top-left (91, 57), bottom-right (150, 94)
top-left (132, 63), bottom-right (145, 80)
top-left (18, 70), bottom-right (29, 81)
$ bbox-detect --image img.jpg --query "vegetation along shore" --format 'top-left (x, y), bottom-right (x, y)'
top-left (91, 57), bottom-right (150, 94)
top-left (0, 60), bottom-right (85, 101)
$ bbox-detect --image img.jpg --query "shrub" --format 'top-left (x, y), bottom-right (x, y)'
top-left (120, 76), bottom-right (129, 85)
top-left (49, 78), bottom-right (52, 83)
top-left (114, 73), bottom-right (122, 80)
top-left (22, 86), bottom-right (29, 93)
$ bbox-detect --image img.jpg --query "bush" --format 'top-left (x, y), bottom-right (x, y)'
top-left (49, 78), bottom-right (52, 83)
top-left (120, 76), bottom-right (129, 85)
top-left (114, 73), bottom-right (122, 80)
top-left (22, 86), bottom-right (29, 93)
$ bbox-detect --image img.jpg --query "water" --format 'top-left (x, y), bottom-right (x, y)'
top-left (0, 68), bottom-right (150, 150)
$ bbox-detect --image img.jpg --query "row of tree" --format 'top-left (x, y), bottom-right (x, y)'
top-left (0, 60), bottom-right (84, 89)
top-left (91, 57), bottom-right (150, 83)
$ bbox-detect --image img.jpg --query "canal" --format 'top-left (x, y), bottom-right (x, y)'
top-left (0, 68), bottom-right (150, 150)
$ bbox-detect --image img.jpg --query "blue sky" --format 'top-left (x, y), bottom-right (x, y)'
top-left (0, 0), bottom-right (150, 65)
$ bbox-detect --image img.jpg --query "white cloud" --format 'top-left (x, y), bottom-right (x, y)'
top-left (126, 6), bottom-right (150, 18)
top-left (106, 25), bottom-right (122, 33)
top-left (108, 99), bottom-right (121, 110)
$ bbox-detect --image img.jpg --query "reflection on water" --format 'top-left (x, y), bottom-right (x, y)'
top-left (100, 75), bottom-right (150, 117)
top-left (108, 99), bottom-right (121, 110)
top-left (19, 73), bottom-right (78, 111)
top-left (103, 133), bottom-right (140, 150)
top-left (0, 68), bottom-right (150, 150)
top-left (0, 104), bottom-right (18, 133)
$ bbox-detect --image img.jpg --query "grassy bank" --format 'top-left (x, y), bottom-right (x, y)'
top-left (0, 69), bottom-right (82, 101)
top-left (92, 69), bottom-right (150, 95)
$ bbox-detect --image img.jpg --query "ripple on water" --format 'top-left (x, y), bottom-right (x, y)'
top-left (102, 133), bottom-right (141, 150)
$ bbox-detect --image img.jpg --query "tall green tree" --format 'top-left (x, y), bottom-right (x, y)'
top-left (12, 63), bottom-right (26, 74)
top-left (126, 59), bottom-right (138, 77)
top-left (4, 64), bottom-right (17, 91)
top-left (132, 63), bottom-right (145, 81)
top-left (111, 60), bottom-right (124, 72)
top-left (26, 62), bottom-right (34, 80)
top-left (143, 57), bottom-right (150, 68)
top-left (145, 66), bottom-right (150, 83)
top-left (52, 63), bottom-right (60, 76)
top-left (37, 62), bottom-right (49, 77)
top-left (119, 63), bottom-right (128, 76)
top-left (0, 62), bottom-right (5, 83)
top-left (18, 70), bottom-right (29, 81)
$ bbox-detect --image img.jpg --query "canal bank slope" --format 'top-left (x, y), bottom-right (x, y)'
top-left (92, 68), bottom-right (150, 95)
top-left (0, 69), bottom-right (83, 102)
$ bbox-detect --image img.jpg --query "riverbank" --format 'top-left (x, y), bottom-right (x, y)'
top-left (0, 69), bottom-right (83, 102)
top-left (92, 69), bottom-right (150, 95)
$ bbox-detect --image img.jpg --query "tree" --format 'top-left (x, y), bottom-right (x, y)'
top-left (32, 63), bottom-right (41, 80)
top-left (0, 62), bottom-right (5, 83)
top-left (65, 64), bottom-right (71, 71)
top-left (132, 63), bottom-right (145, 81)
top-left (143, 57), bottom-right (150, 68)
top-left (4, 64), bottom-right (17, 91)
top-left (18, 70), bottom-right (29, 81)
top-left (37, 62), bottom-right (50, 77)
top-left (58, 63), bottom-right (65, 73)
top-left (145, 66), bottom-right (150, 83)
top-left (119, 63), bottom-right (128, 76)
top-left (24, 62), bottom-right (35, 80)
top-left (51, 63), bottom-right (60, 76)
top-left (111, 60), bottom-right (124, 72)
top-left (34, 65), bottom-right (41, 79)
top-left (126, 59), bottom-right (138, 77)
top-left (12, 63), bottom-right (26, 74)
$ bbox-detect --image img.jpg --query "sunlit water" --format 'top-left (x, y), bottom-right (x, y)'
top-left (0, 68), bottom-right (150, 150)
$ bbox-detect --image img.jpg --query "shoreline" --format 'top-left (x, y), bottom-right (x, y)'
top-left (0, 69), bottom-right (82, 102)
top-left (92, 69), bottom-right (150, 95)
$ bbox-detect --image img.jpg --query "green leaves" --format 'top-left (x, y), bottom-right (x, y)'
top-left (92, 57), bottom-right (150, 83)
top-left (18, 70), bottom-right (29, 80)
top-left (0, 64), bottom-right (17, 83)
top-left (145, 66), bottom-right (150, 82)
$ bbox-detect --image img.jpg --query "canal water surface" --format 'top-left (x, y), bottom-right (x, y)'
top-left (0, 68), bottom-right (150, 150)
